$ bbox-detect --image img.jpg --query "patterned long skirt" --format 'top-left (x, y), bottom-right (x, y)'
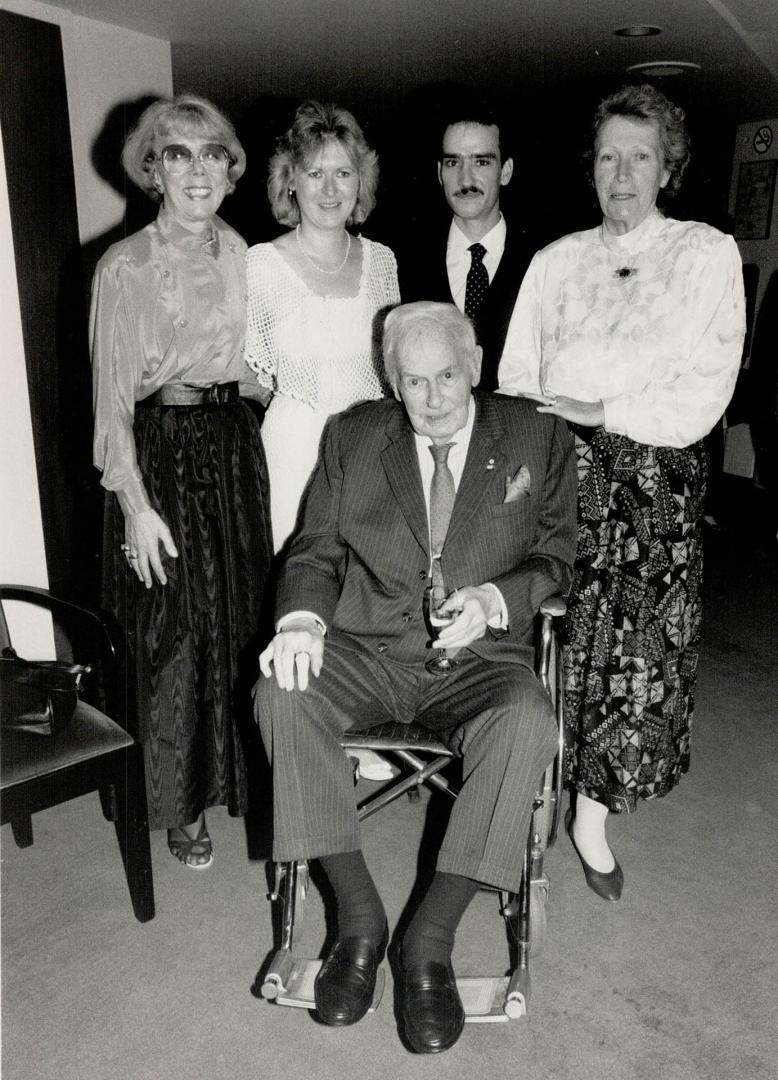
top-left (103, 399), bottom-right (273, 830)
top-left (563, 429), bottom-right (708, 813)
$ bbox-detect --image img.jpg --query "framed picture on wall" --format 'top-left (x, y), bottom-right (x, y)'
top-left (733, 159), bottom-right (777, 239)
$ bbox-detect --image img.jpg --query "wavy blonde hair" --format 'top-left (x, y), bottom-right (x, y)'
top-left (267, 100), bottom-right (378, 227)
top-left (121, 93), bottom-right (246, 201)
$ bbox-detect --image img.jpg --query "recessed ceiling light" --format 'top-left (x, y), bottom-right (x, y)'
top-left (627, 60), bottom-right (701, 76)
top-left (614, 25), bottom-right (662, 37)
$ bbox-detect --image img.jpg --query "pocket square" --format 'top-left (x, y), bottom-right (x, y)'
top-left (504, 465), bottom-right (531, 503)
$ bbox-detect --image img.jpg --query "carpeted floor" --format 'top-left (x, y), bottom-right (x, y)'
top-left (2, 482), bottom-right (776, 1080)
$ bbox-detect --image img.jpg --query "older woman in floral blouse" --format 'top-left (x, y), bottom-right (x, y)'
top-left (499, 84), bottom-right (745, 900)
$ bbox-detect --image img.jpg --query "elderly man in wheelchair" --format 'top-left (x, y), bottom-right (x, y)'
top-left (255, 301), bottom-right (576, 1054)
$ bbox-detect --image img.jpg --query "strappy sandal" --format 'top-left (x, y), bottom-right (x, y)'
top-left (167, 819), bottom-right (214, 870)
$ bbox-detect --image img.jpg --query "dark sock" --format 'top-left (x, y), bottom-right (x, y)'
top-left (318, 850), bottom-right (386, 944)
top-left (401, 871), bottom-right (480, 968)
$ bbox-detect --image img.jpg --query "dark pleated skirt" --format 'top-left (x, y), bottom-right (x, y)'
top-left (562, 429), bottom-right (708, 813)
top-left (103, 399), bottom-right (273, 829)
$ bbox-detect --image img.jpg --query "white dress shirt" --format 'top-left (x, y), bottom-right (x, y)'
top-left (413, 397), bottom-right (507, 627)
top-left (446, 215), bottom-right (507, 312)
top-left (499, 209), bottom-right (745, 448)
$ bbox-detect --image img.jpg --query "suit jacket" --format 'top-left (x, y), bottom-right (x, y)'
top-left (274, 393), bottom-right (576, 672)
top-left (397, 219), bottom-right (535, 392)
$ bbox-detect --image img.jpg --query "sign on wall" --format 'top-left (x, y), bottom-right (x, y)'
top-left (734, 159), bottom-right (777, 239)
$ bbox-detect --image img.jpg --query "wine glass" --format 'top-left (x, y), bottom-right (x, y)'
top-left (423, 581), bottom-right (460, 675)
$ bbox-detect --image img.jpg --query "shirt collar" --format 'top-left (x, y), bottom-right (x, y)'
top-left (156, 206), bottom-right (219, 253)
top-left (413, 395), bottom-right (476, 452)
top-left (599, 206), bottom-right (664, 255)
top-left (448, 213), bottom-right (506, 258)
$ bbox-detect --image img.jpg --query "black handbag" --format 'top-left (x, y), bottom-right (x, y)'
top-left (0, 646), bottom-right (91, 736)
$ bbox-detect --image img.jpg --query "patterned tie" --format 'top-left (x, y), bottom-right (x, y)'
top-left (429, 442), bottom-right (456, 591)
top-left (464, 242), bottom-right (488, 320)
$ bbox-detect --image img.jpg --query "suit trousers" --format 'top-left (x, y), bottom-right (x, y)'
top-left (255, 636), bottom-right (557, 892)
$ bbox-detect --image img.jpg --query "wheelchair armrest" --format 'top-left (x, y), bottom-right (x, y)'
top-left (535, 594), bottom-right (565, 685)
top-left (539, 595), bottom-right (567, 620)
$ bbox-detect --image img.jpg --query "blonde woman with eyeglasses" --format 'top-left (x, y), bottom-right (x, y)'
top-left (90, 94), bottom-right (272, 870)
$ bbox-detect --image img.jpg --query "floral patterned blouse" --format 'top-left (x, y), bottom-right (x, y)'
top-left (499, 209), bottom-right (746, 448)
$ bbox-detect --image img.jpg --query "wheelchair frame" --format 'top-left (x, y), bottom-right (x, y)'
top-left (259, 596), bottom-right (566, 1022)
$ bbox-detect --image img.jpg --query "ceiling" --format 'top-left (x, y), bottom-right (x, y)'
top-left (40, 0), bottom-right (778, 123)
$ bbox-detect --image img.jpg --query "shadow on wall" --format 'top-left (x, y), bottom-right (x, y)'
top-left (79, 96), bottom-right (161, 306)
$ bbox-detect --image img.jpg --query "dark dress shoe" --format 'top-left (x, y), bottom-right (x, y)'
top-left (314, 930), bottom-right (387, 1026)
top-left (565, 809), bottom-right (624, 901)
top-left (400, 960), bottom-right (465, 1054)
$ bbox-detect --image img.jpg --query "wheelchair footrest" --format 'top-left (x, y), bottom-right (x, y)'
top-left (459, 975), bottom-right (527, 1022)
top-left (261, 954), bottom-right (385, 1014)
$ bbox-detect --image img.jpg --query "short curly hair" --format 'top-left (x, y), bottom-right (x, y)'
top-left (590, 83), bottom-right (690, 196)
top-left (121, 93), bottom-right (246, 201)
top-left (383, 302), bottom-right (479, 391)
top-left (267, 100), bottom-right (379, 227)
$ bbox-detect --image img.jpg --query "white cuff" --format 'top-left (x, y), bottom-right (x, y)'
top-left (276, 610), bottom-right (327, 635)
top-left (482, 583), bottom-right (509, 628)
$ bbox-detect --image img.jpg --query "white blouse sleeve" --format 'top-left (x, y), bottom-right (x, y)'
top-left (380, 245), bottom-right (401, 307)
top-left (603, 235), bottom-right (745, 447)
top-left (244, 247), bottom-right (277, 391)
top-left (496, 250), bottom-right (545, 396)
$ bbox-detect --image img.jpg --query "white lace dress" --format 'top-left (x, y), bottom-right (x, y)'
top-left (245, 237), bottom-right (399, 551)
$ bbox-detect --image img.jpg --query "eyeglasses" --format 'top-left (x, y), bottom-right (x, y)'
top-left (157, 144), bottom-right (232, 175)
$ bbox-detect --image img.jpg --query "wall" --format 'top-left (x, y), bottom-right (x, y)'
top-left (0, 122), bottom-right (53, 654)
top-left (0, 0), bottom-right (172, 243)
top-left (725, 117), bottom-right (778, 477)
top-left (730, 117), bottom-right (778, 325)
top-left (0, 0), bottom-right (171, 648)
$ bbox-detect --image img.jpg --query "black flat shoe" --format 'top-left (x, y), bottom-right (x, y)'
top-left (314, 928), bottom-right (387, 1026)
top-left (565, 808), bottom-right (624, 902)
top-left (400, 960), bottom-right (465, 1054)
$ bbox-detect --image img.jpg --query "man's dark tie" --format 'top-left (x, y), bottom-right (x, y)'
top-left (464, 242), bottom-right (488, 320)
top-left (429, 442), bottom-right (456, 591)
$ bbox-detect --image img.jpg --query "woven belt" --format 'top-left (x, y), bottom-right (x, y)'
top-left (146, 382), bottom-right (239, 407)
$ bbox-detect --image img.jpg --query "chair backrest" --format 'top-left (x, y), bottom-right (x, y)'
top-left (0, 585), bottom-right (132, 736)
top-left (0, 598), bottom-right (10, 650)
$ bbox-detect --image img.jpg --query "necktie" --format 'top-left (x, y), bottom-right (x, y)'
top-left (464, 242), bottom-right (488, 320)
top-left (429, 442), bottom-right (456, 590)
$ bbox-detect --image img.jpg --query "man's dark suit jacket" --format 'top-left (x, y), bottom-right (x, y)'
top-left (397, 220), bottom-right (535, 392)
top-left (274, 393), bottom-right (576, 673)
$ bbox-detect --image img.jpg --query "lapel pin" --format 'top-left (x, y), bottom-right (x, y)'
top-left (486, 458), bottom-right (495, 471)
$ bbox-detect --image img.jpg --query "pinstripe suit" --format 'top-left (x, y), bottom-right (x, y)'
top-left (255, 392), bottom-right (576, 891)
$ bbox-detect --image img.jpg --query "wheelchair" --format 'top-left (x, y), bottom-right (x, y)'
top-left (259, 595), bottom-right (566, 1023)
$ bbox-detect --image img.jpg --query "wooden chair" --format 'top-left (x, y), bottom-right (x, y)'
top-left (1, 585), bottom-right (154, 922)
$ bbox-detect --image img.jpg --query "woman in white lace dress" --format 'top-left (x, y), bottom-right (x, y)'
top-left (246, 101), bottom-right (399, 780)
top-left (245, 100), bottom-right (400, 551)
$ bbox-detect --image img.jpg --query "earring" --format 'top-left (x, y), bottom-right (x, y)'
top-left (288, 188), bottom-right (295, 197)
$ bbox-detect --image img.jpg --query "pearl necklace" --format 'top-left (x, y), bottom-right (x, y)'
top-left (295, 225), bottom-right (351, 275)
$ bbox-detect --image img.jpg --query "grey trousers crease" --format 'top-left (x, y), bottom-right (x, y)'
top-left (255, 638), bottom-right (557, 893)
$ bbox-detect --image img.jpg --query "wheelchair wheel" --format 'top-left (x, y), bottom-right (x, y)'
top-left (528, 879), bottom-right (548, 957)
